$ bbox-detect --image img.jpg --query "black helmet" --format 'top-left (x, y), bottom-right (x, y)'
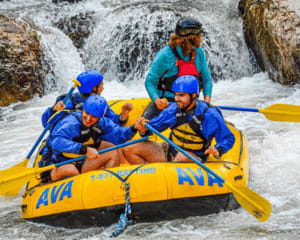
top-left (175, 17), bottom-right (202, 37)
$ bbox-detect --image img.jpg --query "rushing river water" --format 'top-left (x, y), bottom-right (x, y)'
top-left (1, 0), bottom-right (300, 239)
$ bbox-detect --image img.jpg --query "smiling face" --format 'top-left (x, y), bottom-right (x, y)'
top-left (174, 92), bottom-right (197, 110)
top-left (174, 92), bottom-right (191, 109)
top-left (82, 110), bottom-right (100, 127)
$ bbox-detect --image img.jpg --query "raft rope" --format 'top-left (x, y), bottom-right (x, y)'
top-left (111, 182), bottom-right (132, 237)
top-left (102, 164), bottom-right (145, 237)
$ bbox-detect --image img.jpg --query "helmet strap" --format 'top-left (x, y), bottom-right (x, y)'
top-left (91, 85), bottom-right (98, 94)
top-left (184, 93), bottom-right (196, 111)
top-left (80, 93), bottom-right (89, 101)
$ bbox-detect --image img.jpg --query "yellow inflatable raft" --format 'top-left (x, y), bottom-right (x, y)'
top-left (21, 98), bottom-right (249, 227)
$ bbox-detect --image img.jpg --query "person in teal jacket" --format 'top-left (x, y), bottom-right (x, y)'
top-left (39, 95), bottom-right (138, 182)
top-left (143, 16), bottom-right (213, 120)
top-left (123, 75), bottom-right (233, 164)
top-left (42, 69), bottom-right (133, 127)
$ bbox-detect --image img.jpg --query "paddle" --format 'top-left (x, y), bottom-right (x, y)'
top-left (145, 123), bottom-right (272, 222)
top-left (0, 136), bottom-right (149, 197)
top-left (217, 103), bottom-right (300, 122)
top-left (12, 80), bottom-right (81, 169)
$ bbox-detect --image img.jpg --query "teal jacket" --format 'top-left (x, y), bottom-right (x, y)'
top-left (145, 45), bottom-right (213, 101)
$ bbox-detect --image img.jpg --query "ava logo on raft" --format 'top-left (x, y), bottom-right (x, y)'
top-left (176, 167), bottom-right (223, 187)
top-left (36, 180), bottom-right (73, 209)
top-left (35, 167), bottom-right (223, 209)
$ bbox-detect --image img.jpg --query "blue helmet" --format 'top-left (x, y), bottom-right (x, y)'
top-left (77, 70), bottom-right (103, 94)
top-left (172, 75), bottom-right (199, 96)
top-left (83, 94), bottom-right (107, 118)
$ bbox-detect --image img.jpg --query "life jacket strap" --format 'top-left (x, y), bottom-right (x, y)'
top-left (157, 46), bottom-right (202, 95)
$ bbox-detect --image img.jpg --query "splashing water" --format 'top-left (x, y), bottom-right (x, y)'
top-left (1, 0), bottom-right (300, 239)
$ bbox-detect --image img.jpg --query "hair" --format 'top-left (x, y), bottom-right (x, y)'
top-left (168, 33), bottom-right (202, 56)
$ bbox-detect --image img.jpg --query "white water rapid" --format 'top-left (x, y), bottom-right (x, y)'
top-left (0, 0), bottom-right (300, 239)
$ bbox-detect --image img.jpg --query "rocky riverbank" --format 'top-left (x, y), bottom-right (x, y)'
top-left (0, 14), bottom-right (44, 106)
top-left (239, 0), bottom-right (299, 84)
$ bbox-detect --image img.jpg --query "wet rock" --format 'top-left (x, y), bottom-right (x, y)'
top-left (53, 11), bottom-right (95, 49)
top-left (240, 0), bottom-right (300, 84)
top-left (0, 14), bottom-right (44, 106)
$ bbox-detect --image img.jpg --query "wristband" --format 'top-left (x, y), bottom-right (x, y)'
top-left (79, 145), bottom-right (87, 154)
top-left (130, 125), bottom-right (138, 133)
top-left (119, 114), bottom-right (128, 124)
top-left (216, 146), bottom-right (224, 158)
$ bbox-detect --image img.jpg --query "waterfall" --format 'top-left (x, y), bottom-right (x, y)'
top-left (2, 0), bottom-right (254, 90)
top-left (1, 1), bottom-right (300, 240)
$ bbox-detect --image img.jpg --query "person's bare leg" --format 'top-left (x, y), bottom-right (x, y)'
top-left (172, 151), bottom-right (199, 163)
top-left (123, 141), bottom-right (167, 164)
top-left (51, 164), bottom-right (80, 181)
top-left (102, 141), bottom-right (120, 168)
top-left (81, 141), bottom-right (120, 172)
top-left (119, 147), bottom-right (128, 164)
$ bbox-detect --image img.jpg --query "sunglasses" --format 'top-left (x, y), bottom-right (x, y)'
top-left (177, 28), bottom-right (201, 37)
